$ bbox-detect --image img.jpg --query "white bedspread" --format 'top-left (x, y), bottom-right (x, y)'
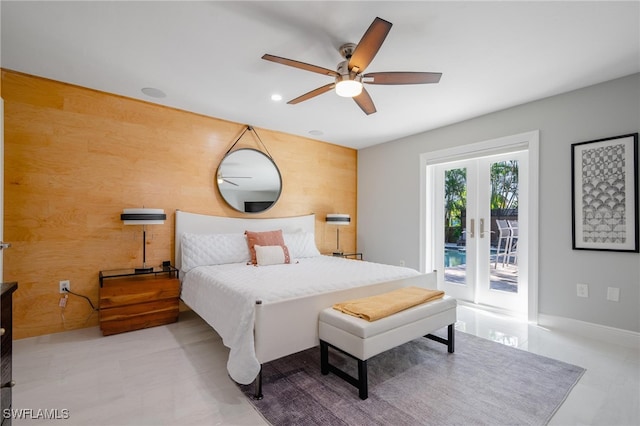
top-left (180, 255), bottom-right (420, 384)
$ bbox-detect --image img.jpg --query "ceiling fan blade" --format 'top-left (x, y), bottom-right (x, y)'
top-left (288, 83), bottom-right (335, 104)
top-left (348, 17), bottom-right (392, 73)
top-left (353, 87), bottom-right (376, 115)
top-left (363, 72), bottom-right (442, 85)
top-left (262, 54), bottom-right (339, 77)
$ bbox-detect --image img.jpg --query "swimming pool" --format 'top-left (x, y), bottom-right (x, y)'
top-left (445, 248), bottom-right (466, 267)
top-left (445, 247), bottom-right (498, 267)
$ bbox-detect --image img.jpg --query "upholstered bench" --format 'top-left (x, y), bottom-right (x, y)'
top-left (319, 295), bottom-right (457, 400)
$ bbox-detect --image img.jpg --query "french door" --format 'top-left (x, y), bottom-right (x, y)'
top-left (432, 151), bottom-right (528, 314)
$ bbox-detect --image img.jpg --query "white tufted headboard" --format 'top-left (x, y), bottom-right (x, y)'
top-left (174, 210), bottom-right (315, 270)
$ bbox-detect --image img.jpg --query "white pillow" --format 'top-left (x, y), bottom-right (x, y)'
top-left (284, 232), bottom-right (321, 258)
top-left (254, 245), bottom-right (291, 266)
top-left (181, 233), bottom-right (250, 273)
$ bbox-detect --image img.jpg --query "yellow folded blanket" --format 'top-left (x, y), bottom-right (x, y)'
top-left (332, 286), bottom-right (445, 322)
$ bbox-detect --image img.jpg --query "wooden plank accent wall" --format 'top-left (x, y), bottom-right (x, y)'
top-left (1, 69), bottom-right (357, 339)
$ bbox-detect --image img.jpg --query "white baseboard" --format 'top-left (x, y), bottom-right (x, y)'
top-left (457, 299), bottom-right (527, 320)
top-left (537, 313), bottom-right (640, 349)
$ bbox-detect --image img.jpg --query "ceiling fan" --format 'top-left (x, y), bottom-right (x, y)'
top-left (262, 17), bottom-right (442, 115)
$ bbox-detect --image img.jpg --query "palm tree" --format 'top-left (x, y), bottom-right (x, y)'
top-left (444, 163), bottom-right (518, 244)
top-left (444, 168), bottom-right (466, 242)
top-left (490, 161), bottom-right (518, 212)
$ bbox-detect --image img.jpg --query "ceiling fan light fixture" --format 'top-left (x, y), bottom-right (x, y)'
top-left (335, 79), bottom-right (363, 98)
top-left (262, 17), bottom-right (440, 114)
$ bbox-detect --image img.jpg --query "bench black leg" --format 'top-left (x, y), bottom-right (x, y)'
top-left (358, 359), bottom-right (368, 400)
top-left (320, 322), bottom-right (455, 401)
top-left (320, 340), bottom-right (369, 400)
top-left (447, 323), bottom-right (455, 353)
top-left (425, 323), bottom-right (455, 353)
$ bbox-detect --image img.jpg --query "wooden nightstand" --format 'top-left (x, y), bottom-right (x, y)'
top-left (332, 252), bottom-right (363, 260)
top-left (99, 266), bottom-right (180, 336)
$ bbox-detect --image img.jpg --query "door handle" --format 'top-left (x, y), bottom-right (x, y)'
top-left (0, 242), bottom-right (10, 250)
top-left (469, 219), bottom-right (475, 238)
top-left (479, 219), bottom-right (494, 238)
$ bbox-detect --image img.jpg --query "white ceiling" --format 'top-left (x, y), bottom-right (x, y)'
top-left (1, 1), bottom-right (638, 150)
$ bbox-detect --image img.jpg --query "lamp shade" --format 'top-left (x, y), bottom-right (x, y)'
top-left (326, 213), bottom-right (350, 225)
top-left (121, 208), bottom-right (166, 225)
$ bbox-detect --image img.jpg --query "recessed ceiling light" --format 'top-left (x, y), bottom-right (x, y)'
top-left (141, 87), bottom-right (166, 98)
top-left (308, 130), bottom-right (324, 136)
top-left (271, 94), bottom-right (283, 101)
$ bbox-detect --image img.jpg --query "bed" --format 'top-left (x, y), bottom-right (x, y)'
top-left (175, 210), bottom-right (437, 397)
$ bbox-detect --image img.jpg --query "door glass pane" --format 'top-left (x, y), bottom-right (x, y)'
top-left (444, 167), bottom-right (467, 286)
top-left (489, 160), bottom-right (519, 292)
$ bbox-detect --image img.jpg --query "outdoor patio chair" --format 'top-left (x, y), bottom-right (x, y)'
top-left (494, 220), bottom-right (511, 268)
top-left (507, 220), bottom-right (519, 265)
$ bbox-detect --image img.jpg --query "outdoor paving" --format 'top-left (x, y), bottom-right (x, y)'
top-left (445, 263), bottom-right (518, 293)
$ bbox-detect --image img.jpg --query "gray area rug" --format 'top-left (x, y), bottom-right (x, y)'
top-left (240, 331), bottom-right (585, 425)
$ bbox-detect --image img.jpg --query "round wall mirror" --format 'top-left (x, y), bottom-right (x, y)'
top-left (216, 148), bottom-right (282, 213)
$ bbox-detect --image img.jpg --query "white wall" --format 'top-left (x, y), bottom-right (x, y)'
top-left (358, 73), bottom-right (639, 332)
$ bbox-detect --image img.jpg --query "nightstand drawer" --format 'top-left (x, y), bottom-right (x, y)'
top-left (100, 276), bottom-right (179, 309)
top-left (99, 268), bottom-right (180, 336)
top-left (100, 299), bottom-right (179, 336)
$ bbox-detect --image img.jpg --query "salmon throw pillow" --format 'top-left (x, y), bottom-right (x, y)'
top-left (245, 229), bottom-right (289, 265)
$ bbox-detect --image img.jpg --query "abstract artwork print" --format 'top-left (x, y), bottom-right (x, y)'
top-left (572, 133), bottom-right (638, 252)
top-left (580, 142), bottom-right (627, 244)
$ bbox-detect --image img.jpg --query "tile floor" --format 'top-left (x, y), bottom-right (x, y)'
top-left (9, 305), bottom-right (639, 425)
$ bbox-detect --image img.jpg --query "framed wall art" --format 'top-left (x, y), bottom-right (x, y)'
top-left (571, 133), bottom-right (638, 252)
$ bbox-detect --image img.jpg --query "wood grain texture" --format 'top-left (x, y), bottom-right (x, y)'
top-left (99, 276), bottom-right (180, 309)
top-left (99, 300), bottom-right (179, 336)
top-left (1, 69), bottom-right (357, 339)
top-left (99, 274), bottom-right (180, 336)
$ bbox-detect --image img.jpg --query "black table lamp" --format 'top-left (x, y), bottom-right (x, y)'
top-left (121, 208), bottom-right (166, 273)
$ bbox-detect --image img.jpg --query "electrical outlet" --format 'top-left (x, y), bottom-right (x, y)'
top-left (606, 287), bottom-right (620, 302)
top-left (576, 283), bottom-right (589, 298)
top-left (59, 280), bottom-right (70, 293)
top-left (399, 260), bottom-right (405, 267)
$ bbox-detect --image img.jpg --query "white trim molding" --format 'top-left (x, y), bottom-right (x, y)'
top-left (420, 130), bottom-right (540, 323)
top-left (538, 313), bottom-right (640, 349)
